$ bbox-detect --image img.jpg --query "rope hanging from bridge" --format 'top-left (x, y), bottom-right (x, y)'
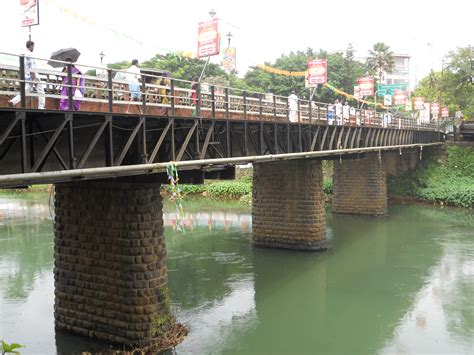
top-left (166, 162), bottom-right (186, 233)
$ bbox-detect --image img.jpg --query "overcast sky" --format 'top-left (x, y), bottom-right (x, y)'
top-left (1, 0), bottom-right (472, 88)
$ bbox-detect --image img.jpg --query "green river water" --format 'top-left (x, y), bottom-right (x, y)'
top-left (0, 193), bottom-right (472, 354)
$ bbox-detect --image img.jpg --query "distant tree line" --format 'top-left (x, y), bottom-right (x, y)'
top-left (108, 44), bottom-right (472, 119)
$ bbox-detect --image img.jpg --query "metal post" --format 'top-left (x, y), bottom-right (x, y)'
top-left (19, 55), bottom-right (26, 108)
top-left (141, 74), bottom-right (147, 115)
top-left (196, 83), bottom-right (201, 117)
top-left (170, 79), bottom-right (175, 116)
top-left (67, 64), bottom-right (73, 111)
top-left (225, 88), bottom-right (230, 119)
top-left (243, 91), bottom-right (247, 120)
top-left (107, 69), bottom-right (113, 113)
top-left (211, 85), bottom-right (216, 118)
top-left (198, 57), bottom-right (211, 83)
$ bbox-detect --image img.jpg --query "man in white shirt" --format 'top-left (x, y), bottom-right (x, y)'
top-left (288, 90), bottom-right (298, 122)
top-left (125, 59), bottom-right (142, 114)
top-left (342, 102), bottom-right (350, 124)
top-left (335, 99), bottom-right (343, 125)
top-left (9, 40), bottom-right (45, 109)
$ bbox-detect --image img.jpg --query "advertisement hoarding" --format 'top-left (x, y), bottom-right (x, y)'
top-left (414, 97), bottom-right (425, 110)
top-left (21, 0), bottom-right (40, 27)
top-left (431, 102), bottom-right (440, 114)
top-left (220, 47), bottom-right (236, 71)
top-left (307, 59), bottom-right (327, 86)
top-left (441, 107), bottom-right (449, 118)
top-left (358, 77), bottom-right (374, 96)
top-left (393, 90), bottom-right (406, 106)
top-left (197, 18), bottom-right (220, 58)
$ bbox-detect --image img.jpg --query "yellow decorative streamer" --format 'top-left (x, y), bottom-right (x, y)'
top-left (256, 64), bottom-right (307, 77)
top-left (323, 83), bottom-right (387, 109)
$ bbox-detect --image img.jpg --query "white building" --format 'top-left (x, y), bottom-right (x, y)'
top-left (382, 54), bottom-right (410, 87)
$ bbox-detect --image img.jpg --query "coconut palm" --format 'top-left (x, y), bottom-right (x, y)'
top-left (366, 42), bottom-right (395, 84)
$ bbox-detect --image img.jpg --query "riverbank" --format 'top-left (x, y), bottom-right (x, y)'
top-left (387, 144), bottom-right (473, 208)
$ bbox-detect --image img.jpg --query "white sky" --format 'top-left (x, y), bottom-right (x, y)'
top-left (1, 0), bottom-right (472, 88)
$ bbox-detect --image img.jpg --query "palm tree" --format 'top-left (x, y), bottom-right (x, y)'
top-left (366, 42), bottom-right (395, 85)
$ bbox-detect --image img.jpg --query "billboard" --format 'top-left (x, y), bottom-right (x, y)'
top-left (307, 59), bottom-right (327, 86)
top-left (431, 102), bottom-right (440, 114)
top-left (358, 77), bottom-right (374, 96)
top-left (441, 107), bottom-right (449, 118)
top-left (393, 90), bottom-right (406, 106)
top-left (221, 47), bottom-right (236, 71)
top-left (414, 97), bottom-right (425, 110)
top-left (21, 0), bottom-right (40, 27)
top-left (197, 18), bottom-right (220, 58)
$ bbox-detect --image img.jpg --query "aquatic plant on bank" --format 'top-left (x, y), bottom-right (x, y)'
top-left (388, 145), bottom-right (474, 208)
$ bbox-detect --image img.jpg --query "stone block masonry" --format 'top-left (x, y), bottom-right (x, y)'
top-left (252, 160), bottom-right (326, 251)
top-left (54, 180), bottom-right (170, 346)
top-left (332, 153), bottom-right (388, 216)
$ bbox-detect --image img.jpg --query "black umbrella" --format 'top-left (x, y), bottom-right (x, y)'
top-left (48, 48), bottom-right (81, 68)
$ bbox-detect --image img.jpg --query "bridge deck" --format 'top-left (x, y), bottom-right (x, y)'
top-left (0, 55), bottom-right (443, 187)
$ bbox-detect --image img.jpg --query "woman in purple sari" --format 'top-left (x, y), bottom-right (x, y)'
top-left (59, 58), bottom-right (84, 111)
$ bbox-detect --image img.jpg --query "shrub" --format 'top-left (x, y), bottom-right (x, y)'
top-left (239, 193), bottom-right (252, 206)
top-left (207, 181), bottom-right (252, 199)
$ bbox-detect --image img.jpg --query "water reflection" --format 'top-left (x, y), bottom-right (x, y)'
top-left (163, 211), bottom-right (252, 232)
top-left (0, 193), bottom-right (472, 355)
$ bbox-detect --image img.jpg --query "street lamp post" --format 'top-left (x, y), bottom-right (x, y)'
top-left (226, 31), bottom-right (233, 48)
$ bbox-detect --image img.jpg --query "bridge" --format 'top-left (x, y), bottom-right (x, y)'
top-left (0, 53), bottom-right (445, 349)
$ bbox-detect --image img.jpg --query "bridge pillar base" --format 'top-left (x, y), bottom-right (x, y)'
top-left (332, 153), bottom-right (388, 216)
top-left (54, 181), bottom-right (171, 347)
top-left (252, 160), bottom-right (326, 251)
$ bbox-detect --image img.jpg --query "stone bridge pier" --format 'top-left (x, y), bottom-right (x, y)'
top-left (252, 160), bottom-right (327, 251)
top-left (53, 180), bottom-right (170, 347)
top-left (332, 153), bottom-right (388, 216)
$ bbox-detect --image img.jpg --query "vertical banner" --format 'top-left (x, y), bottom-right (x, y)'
top-left (357, 77), bottom-right (374, 96)
top-left (307, 59), bottom-right (327, 86)
top-left (354, 85), bottom-right (360, 99)
top-left (430, 102), bottom-right (440, 114)
top-left (221, 47), bottom-right (236, 71)
top-left (197, 18), bottom-right (220, 58)
top-left (21, 0), bottom-right (40, 27)
top-left (393, 90), bottom-right (406, 106)
top-left (414, 97), bottom-right (425, 110)
top-left (441, 107), bottom-right (449, 118)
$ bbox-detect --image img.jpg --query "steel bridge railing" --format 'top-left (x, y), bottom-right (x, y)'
top-left (0, 51), bottom-right (439, 131)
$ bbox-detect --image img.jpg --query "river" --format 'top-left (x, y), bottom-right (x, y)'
top-left (0, 192), bottom-right (472, 354)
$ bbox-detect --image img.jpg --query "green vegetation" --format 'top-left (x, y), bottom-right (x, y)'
top-left (366, 42), bottom-right (395, 85)
top-left (388, 145), bottom-right (474, 208)
top-left (165, 180), bottom-right (252, 200)
top-left (1, 340), bottom-right (24, 354)
top-left (413, 46), bottom-right (473, 119)
top-left (107, 44), bottom-right (471, 118)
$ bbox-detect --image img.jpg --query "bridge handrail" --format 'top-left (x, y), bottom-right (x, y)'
top-left (0, 51), bottom-right (440, 130)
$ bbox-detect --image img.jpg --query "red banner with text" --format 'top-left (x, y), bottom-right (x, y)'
top-left (197, 18), bottom-right (220, 58)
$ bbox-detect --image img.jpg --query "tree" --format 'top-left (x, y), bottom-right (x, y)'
top-left (242, 47), bottom-right (367, 103)
top-left (414, 46), bottom-right (473, 119)
top-left (366, 42), bottom-right (395, 84)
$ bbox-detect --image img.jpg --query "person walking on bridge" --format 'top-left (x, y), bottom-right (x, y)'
top-left (9, 40), bottom-right (45, 109)
top-left (125, 59), bottom-right (142, 114)
top-left (288, 90), bottom-right (299, 122)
